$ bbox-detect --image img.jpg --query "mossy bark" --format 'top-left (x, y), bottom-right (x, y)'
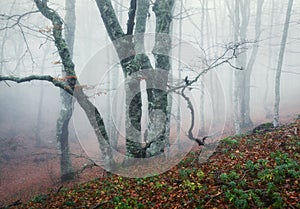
top-left (145, 0), bottom-right (174, 157)
top-left (55, 0), bottom-right (76, 182)
top-left (35, 0), bottom-right (115, 171)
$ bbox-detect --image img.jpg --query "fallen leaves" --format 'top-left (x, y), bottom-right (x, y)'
top-left (7, 119), bottom-right (300, 209)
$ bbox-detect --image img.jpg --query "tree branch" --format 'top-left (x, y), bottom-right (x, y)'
top-left (34, 0), bottom-right (76, 87)
top-left (126, 0), bottom-right (137, 35)
top-left (0, 10), bottom-right (39, 31)
top-left (165, 42), bottom-right (250, 145)
top-left (0, 75), bottom-right (73, 94)
top-left (166, 42), bottom-right (248, 94)
top-left (95, 0), bottom-right (125, 41)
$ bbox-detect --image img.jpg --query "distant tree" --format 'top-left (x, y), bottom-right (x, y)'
top-left (228, 0), bottom-right (264, 133)
top-left (273, 0), bottom-right (294, 127)
top-left (264, 0), bottom-right (276, 119)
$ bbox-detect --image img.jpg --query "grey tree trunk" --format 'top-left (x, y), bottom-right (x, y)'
top-left (264, 0), bottom-right (275, 119)
top-left (145, 0), bottom-right (174, 157)
top-left (243, 0), bottom-right (264, 126)
top-left (232, 0), bottom-right (252, 133)
top-left (199, 0), bottom-right (205, 135)
top-left (95, 0), bottom-right (175, 159)
top-left (238, 0), bottom-right (251, 129)
top-left (35, 44), bottom-right (50, 147)
top-left (33, 0), bottom-right (115, 172)
top-left (176, 0), bottom-right (184, 150)
top-left (123, 0), bottom-right (149, 159)
top-left (56, 0), bottom-right (76, 182)
top-left (232, 0), bottom-right (241, 134)
top-left (273, 0), bottom-right (294, 127)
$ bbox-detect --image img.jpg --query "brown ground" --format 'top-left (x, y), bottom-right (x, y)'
top-left (0, 110), bottom-right (298, 207)
top-left (0, 135), bottom-right (106, 207)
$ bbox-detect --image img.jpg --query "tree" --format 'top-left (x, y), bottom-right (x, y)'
top-left (0, 0), bottom-right (176, 169)
top-left (55, 0), bottom-right (76, 182)
top-left (264, 0), bottom-right (276, 119)
top-left (0, 0), bottom-right (248, 175)
top-left (94, 0), bottom-right (175, 159)
top-left (228, 0), bottom-right (264, 133)
top-left (273, 0), bottom-right (294, 127)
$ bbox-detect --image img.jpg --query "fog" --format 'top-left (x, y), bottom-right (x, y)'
top-left (0, 0), bottom-right (300, 203)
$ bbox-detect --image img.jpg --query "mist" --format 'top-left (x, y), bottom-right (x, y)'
top-left (0, 0), bottom-right (300, 204)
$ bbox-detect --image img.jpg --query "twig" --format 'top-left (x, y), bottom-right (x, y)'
top-left (0, 10), bottom-right (39, 30)
top-left (1, 199), bottom-right (22, 208)
top-left (90, 201), bottom-right (110, 209)
top-left (205, 191), bottom-right (223, 207)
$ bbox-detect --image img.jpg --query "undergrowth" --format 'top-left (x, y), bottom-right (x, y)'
top-left (4, 120), bottom-right (300, 209)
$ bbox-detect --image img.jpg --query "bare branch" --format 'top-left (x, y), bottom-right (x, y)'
top-left (180, 86), bottom-right (204, 145)
top-left (17, 23), bottom-right (35, 66)
top-left (126, 0), bottom-right (137, 35)
top-left (167, 42), bottom-right (247, 94)
top-left (165, 42), bottom-right (250, 145)
top-left (0, 75), bottom-right (73, 94)
top-left (0, 10), bottom-right (39, 30)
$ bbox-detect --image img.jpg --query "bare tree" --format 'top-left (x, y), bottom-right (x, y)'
top-left (229, 0), bottom-right (265, 133)
top-left (264, 0), bottom-right (276, 119)
top-left (273, 0), bottom-right (294, 127)
top-left (35, 43), bottom-right (50, 147)
top-left (0, 0), bottom-right (250, 172)
top-left (55, 0), bottom-right (76, 182)
top-left (243, 0), bottom-right (264, 126)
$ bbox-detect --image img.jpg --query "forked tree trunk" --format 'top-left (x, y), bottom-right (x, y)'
top-left (145, 0), bottom-right (174, 157)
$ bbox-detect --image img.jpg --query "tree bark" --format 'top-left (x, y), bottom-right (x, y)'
top-left (145, 0), bottom-right (174, 157)
top-left (242, 0), bottom-right (264, 128)
top-left (34, 0), bottom-right (115, 171)
top-left (35, 44), bottom-right (50, 147)
top-left (232, 0), bottom-right (241, 134)
top-left (55, 0), bottom-right (76, 182)
top-left (273, 0), bottom-right (293, 127)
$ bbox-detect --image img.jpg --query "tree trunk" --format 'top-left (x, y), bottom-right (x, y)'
top-left (238, 0), bottom-right (251, 128)
top-left (243, 0), bottom-right (264, 128)
top-left (35, 44), bottom-right (50, 147)
top-left (199, 0), bottom-right (206, 135)
top-left (232, 0), bottom-right (241, 134)
top-left (145, 0), bottom-right (174, 157)
top-left (34, 0), bottom-right (115, 171)
top-left (56, 0), bottom-right (76, 182)
top-left (232, 0), bottom-right (251, 132)
top-left (273, 0), bottom-right (293, 127)
top-left (176, 0), bottom-right (184, 150)
top-left (264, 0), bottom-right (275, 119)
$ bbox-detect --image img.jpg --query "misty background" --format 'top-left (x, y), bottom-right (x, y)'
top-left (0, 0), bottom-right (300, 202)
top-left (1, 0), bottom-right (299, 140)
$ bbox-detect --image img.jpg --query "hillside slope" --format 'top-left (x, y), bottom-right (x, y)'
top-left (6, 119), bottom-right (300, 209)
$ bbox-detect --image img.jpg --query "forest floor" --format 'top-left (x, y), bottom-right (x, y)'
top-left (1, 113), bottom-right (300, 208)
top-left (0, 133), bottom-right (106, 206)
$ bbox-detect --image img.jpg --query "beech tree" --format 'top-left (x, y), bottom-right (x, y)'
top-left (0, 0), bottom-right (246, 176)
top-left (0, 0), bottom-right (176, 171)
top-left (56, 0), bottom-right (76, 181)
top-left (273, 0), bottom-right (294, 127)
top-left (227, 0), bottom-right (264, 133)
